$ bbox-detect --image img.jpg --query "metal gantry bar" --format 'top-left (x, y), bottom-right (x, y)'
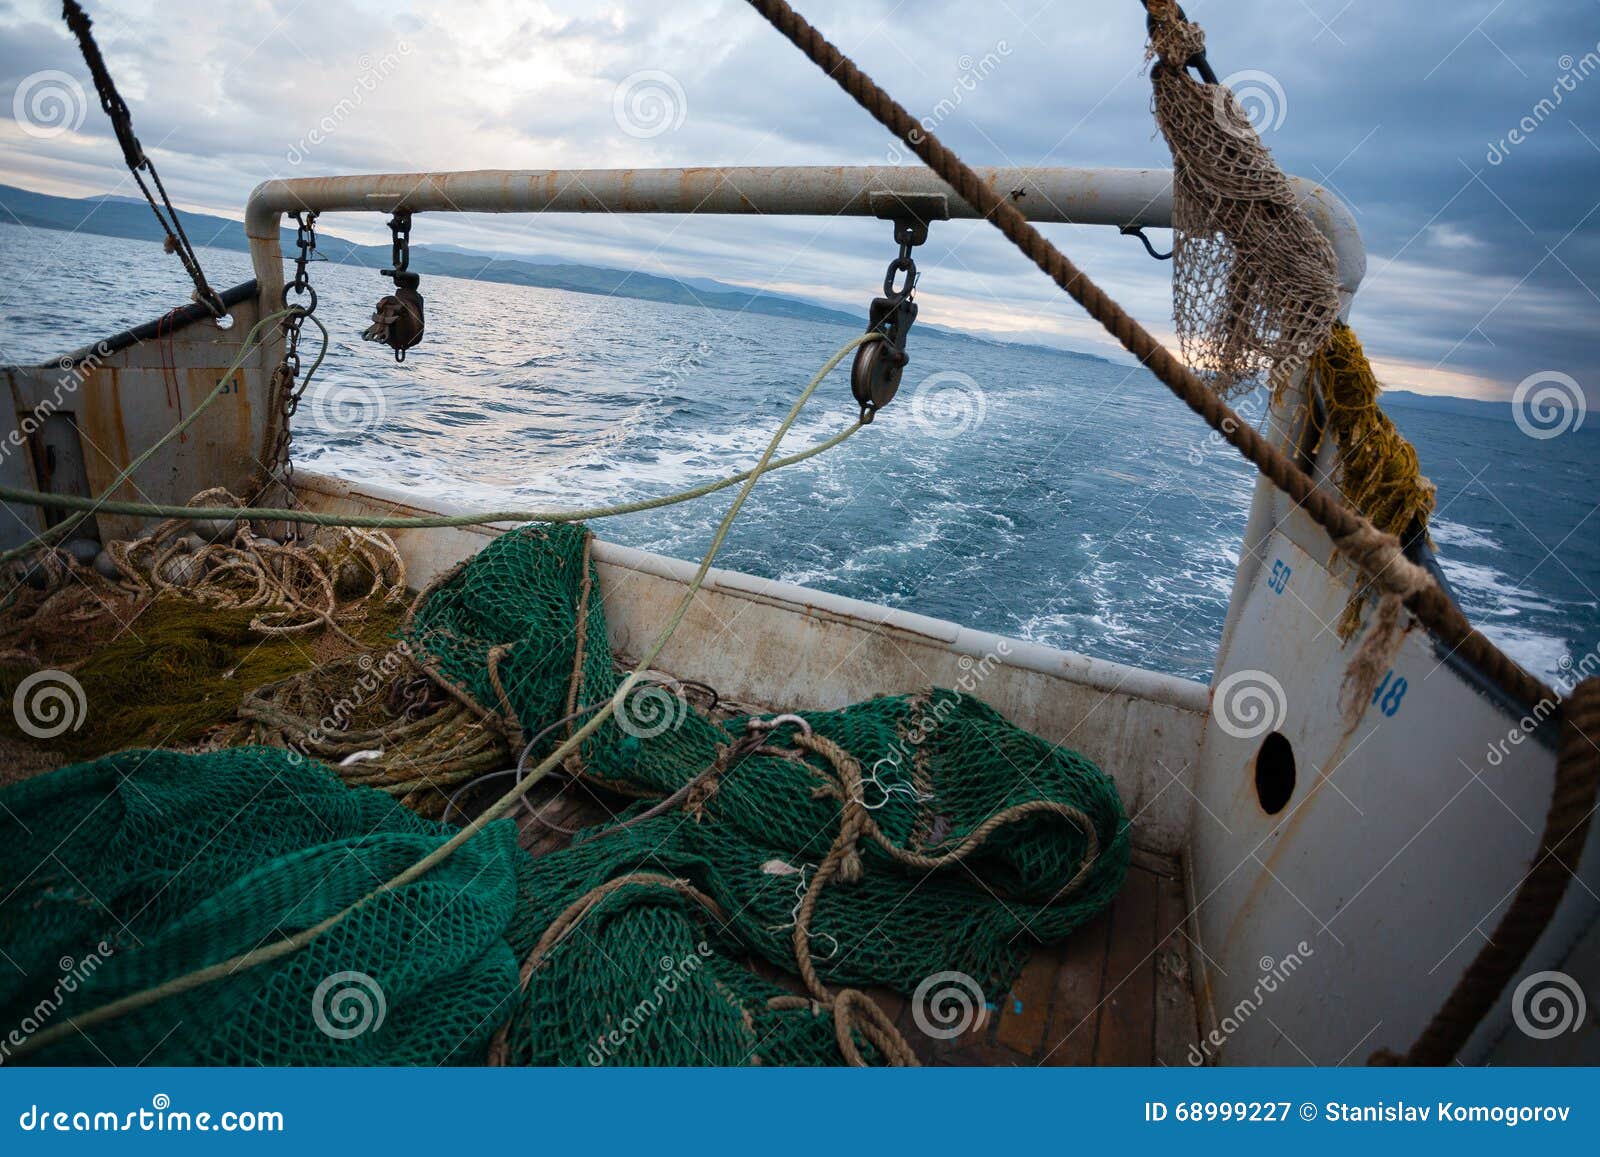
top-left (243, 165), bottom-right (1365, 307)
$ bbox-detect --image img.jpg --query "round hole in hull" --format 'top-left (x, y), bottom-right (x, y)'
top-left (1254, 731), bottom-right (1295, 815)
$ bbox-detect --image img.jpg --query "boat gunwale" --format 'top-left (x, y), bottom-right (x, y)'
top-left (293, 468), bottom-right (1212, 716)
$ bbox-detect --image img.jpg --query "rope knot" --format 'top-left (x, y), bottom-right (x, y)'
top-left (1145, 0), bottom-right (1206, 69)
top-left (838, 847), bottom-right (864, 885)
top-left (685, 744), bottom-right (729, 820)
top-left (1333, 524), bottom-right (1433, 723)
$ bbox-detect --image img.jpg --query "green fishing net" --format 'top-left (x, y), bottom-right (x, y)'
top-left (0, 747), bottom-right (528, 1065)
top-left (0, 522), bottom-right (1129, 1066)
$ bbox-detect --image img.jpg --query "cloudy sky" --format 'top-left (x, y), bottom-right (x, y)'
top-left (1, 0), bottom-right (1597, 402)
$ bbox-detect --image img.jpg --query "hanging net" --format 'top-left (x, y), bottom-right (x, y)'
top-left (1146, 0), bottom-right (1341, 396)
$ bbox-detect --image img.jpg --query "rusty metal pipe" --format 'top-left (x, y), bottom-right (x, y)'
top-left (243, 166), bottom-right (1365, 308)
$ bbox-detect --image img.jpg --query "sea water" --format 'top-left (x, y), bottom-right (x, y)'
top-left (2, 222), bottom-right (1593, 686)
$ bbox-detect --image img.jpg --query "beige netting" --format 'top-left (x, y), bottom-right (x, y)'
top-left (1146, 0), bottom-right (1341, 397)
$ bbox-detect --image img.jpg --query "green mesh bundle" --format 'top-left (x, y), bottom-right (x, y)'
top-left (0, 747), bottom-right (530, 1065)
top-left (0, 521), bottom-right (1130, 1067)
top-left (410, 524), bottom-right (1131, 1065)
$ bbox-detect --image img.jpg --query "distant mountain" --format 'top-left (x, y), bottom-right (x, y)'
top-left (0, 182), bottom-right (865, 329)
top-left (1382, 390), bottom-right (1515, 421)
top-left (1, 182), bottom-right (1133, 366)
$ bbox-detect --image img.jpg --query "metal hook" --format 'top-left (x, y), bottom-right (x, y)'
top-left (1120, 224), bottom-right (1173, 261)
top-left (745, 713), bottom-right (813, 739)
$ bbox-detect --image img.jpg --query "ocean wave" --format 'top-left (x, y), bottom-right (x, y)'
top-left (1430, 518), bottom-right (1503, 552)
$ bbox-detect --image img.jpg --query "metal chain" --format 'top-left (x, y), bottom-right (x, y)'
top-left (386, 210), bottom-right (412, 275)
top-left (269, 211), bottom-right (320, 501)
top-left (881, 221), bottom-right (919, 304)
top-left (62, 1), bottom-right (226, 317)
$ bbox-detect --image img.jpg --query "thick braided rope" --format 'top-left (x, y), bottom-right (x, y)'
top-left (743, 0), bottom-right (1597, 1067)
top-left (742, 0), bottom-right (1551, 714)
top-left (1374, 677), bottom-right (1600, 1064)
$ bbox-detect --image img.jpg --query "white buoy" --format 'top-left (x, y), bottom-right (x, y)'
top-left (157, 553), bottom-right (204, 586)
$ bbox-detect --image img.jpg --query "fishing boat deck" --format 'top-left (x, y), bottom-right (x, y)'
top-left (510, 763), bottom-right (1202, 1067)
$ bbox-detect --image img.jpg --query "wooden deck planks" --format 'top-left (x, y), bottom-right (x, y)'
top-left (1036, 906), bottom-right (1112, 1066)
top-left (1092, 864), bottom-right (1161, 1064)
top-left (904, 857), bottom-right (1198, 1067)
